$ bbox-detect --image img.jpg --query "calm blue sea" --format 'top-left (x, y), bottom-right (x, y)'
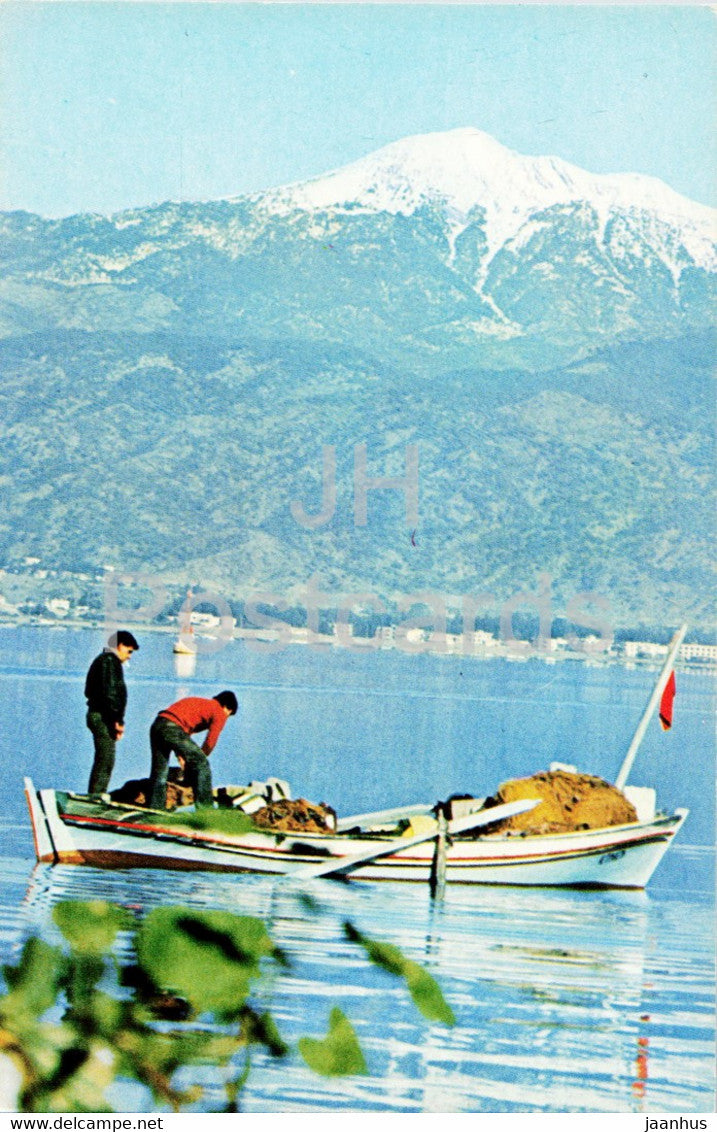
top-left (0, 625), bottom-right (714, 1113)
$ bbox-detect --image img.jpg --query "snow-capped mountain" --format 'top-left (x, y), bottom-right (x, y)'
top-left (3, 125), bottom-right (710, 365)
top-left (258, 127), bottom-right (716, 271)
top-left (3, 125), bottom-right (714, 362)
top-left (0, 127), bottom-right (715, 625)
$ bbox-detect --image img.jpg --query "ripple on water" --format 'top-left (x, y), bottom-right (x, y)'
top-left (0, 848), bottom-right (713, 1112)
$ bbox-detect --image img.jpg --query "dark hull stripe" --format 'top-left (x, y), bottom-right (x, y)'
top-left (53, 849), bottom-right (644, 887)
top-left (57, 849), bottom-right (259, 873)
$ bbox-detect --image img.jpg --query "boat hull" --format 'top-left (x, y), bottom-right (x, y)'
top-left (24, 780), bottom-right (688, 888)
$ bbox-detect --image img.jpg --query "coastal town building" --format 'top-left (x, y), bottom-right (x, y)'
top-left (623, 640), bottom-right (717, 663)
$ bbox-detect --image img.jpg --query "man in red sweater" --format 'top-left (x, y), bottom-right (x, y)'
top-left (148, 691), bottom-right (238, 809)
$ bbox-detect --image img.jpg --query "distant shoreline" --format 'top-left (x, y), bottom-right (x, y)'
top-left (1, 615), bottom-right (715, 671)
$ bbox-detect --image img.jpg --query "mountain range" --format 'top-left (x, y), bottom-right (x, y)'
top-left (1, 128), bottom-right (715, 630)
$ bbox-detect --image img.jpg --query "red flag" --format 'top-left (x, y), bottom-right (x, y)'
top-left (659, 671), bottom-right (676, 731)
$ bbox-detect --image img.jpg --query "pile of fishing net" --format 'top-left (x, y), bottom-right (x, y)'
top-left (251, 797), bottom-right (337, 833)
top-left (109, 769), bottom-right (192, 811)
top-left (108, 773), bottom-right (337, 832)
top-left (482, 769), bottom-right (638, 835)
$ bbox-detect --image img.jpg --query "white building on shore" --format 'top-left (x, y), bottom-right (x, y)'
top-left (624, 640), bottom-right (717, 663)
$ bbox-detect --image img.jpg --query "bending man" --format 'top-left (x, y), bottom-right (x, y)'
top-left (84, 630), bottom-right (139, 794)
top-left (148, 691), bottom-right (238, 809)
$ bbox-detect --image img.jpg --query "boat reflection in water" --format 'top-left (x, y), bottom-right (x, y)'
top-left (16, 856), bottom-right (715, 1114)
top-left (173, 649), bottom-right (197, 678)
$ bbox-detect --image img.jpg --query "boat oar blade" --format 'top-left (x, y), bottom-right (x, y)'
top-left (292, 798), bottom-right (539, 882)
top-left (335, 801), bottom-right (435, 832)
top-left (447, 797), bottom-right (538, 837)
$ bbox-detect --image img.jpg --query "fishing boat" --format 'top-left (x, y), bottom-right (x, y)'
top-left (24, 780), bottom-right (687, 887)
top-left (23, 626), bottom-right (689, 889)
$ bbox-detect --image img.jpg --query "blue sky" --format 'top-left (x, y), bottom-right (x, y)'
top-left (0, 2), bottom-right (715, 217)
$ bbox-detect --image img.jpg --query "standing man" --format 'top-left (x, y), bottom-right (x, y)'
top-left (148, 691), bottom-right (238, 810)
top-left (84, 630), bottom-right (139, 794)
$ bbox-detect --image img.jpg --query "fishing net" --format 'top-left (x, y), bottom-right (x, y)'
top-left (109, 769), bottom-right (193, 810)
top-left (251, 797), bottom-right (337, 833)
top-left (484, 769), bottom-right (638, 834)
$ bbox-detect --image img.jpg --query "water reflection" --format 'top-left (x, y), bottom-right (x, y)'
top-left (2, 629), bottom-right (714, 1113)
top-left (12, 863), bottom-right (714, 1114)
top-left (173, 650), bottom-right (197, 679)
top-left (632, 1015), bottom-right (651, 1109)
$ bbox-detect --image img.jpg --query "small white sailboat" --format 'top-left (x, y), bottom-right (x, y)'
top-left (172, 633), bottom-right (196, 655)
top-left (172, 591), bottom-right (196, 654)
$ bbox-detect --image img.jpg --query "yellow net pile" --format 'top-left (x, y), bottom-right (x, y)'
top-left (484, 769), bottom-right (638, 835)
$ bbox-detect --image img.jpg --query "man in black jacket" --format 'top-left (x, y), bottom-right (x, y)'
top-left (84, 630), bottom-right (139, 794)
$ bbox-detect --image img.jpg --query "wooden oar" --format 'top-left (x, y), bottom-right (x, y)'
top-left (292, 798), bottom-right (539, 881)
top-left (335, 801), bottom-right (435, 832)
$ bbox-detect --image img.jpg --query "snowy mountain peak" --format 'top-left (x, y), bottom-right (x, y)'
top-left (258, 127), bottom-right (716, 267)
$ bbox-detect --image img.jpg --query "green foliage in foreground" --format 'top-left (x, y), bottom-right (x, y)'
top-left (0, 899), bottom-right (454, 1112)
top-left (298, 1008), bottom-right (368, 1078)
top-left (344, 922), bottom-right (456, 1026)
top-left (158, 808), bottom-right (255, 835)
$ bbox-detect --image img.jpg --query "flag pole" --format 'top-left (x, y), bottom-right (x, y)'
top-left (615, 622), bottom-right (688, 791)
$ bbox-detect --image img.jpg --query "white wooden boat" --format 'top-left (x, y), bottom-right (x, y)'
top-left (23, 781), bottom-right (687, 888)
top-left (23, 626), bottom-right (690, 888)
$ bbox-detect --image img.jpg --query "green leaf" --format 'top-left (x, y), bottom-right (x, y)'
top-left (403, 961), bottom-right (456, 1026)
top-left (161, 809), bottom-right (254, 835)
top-left (116, 1026), bottom-right (215, 1082)
top-left (65, 955), bottom-right (106, 1006)
top-left (343, 921), bottom-right (455, 1026)
top-left (29, 1038), bottom-right (117, 1113)
top-left (240, 1008), bottom-right (288, 1058)
top-left (2, 939), bottom-right (66, 1019)
top-left (347, 930), bottom-right (405, 977)
top-left (53, 901), bottom-right (134, 955)
top-left (136, 907), bottom-right (278, 1018)
top-left (298, 1008), bottom-right (367, 1077)
top-left (79, 991), bottom-right (124, 1039)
